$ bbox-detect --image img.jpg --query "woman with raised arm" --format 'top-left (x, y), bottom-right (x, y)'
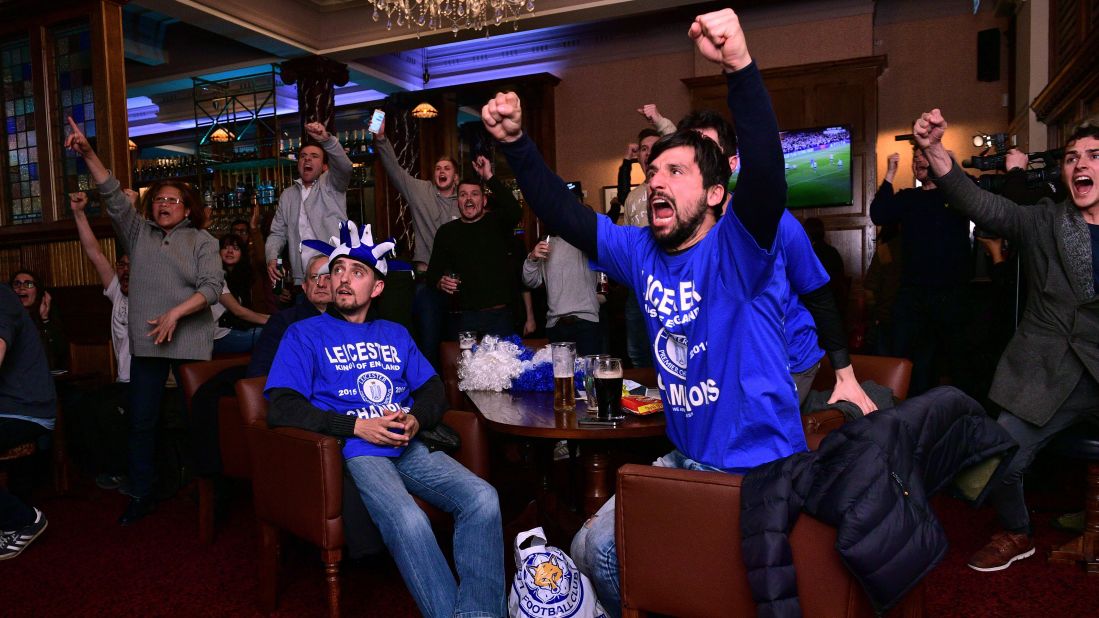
top-left (65, 117), bottom-right (223, 525)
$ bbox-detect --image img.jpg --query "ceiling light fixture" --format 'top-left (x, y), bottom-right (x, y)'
top-left (368, 0), bottom-right (535, 34)
top-left (412, 102), bottom-right (439, 119)
top-left (209, 127), bottom-right (235, 142)
top-left (412, 49), bottom-right (438, 119)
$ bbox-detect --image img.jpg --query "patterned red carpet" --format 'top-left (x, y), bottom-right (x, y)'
top-left (5, 479), bottom-right (1098, 616)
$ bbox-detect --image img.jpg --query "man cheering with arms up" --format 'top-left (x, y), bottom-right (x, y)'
top-left (483, 8), bottom-right (798, 613)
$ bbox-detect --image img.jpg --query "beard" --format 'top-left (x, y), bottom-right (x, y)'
top-left (334, 289), bottom-right (367, 315)
top-left (649, 195), bottom-right (710, 250)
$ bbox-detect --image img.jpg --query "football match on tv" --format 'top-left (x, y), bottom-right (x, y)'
top-left (779, 126), bottom-right (853, 208)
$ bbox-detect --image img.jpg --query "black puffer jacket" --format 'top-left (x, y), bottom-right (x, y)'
top-left (740, 386), bottom-right (1017, 617)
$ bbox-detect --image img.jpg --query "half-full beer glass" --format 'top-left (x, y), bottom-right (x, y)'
top-left (551, 342), bottom-right (576, 411)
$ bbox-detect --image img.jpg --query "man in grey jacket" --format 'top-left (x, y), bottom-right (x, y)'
top-left (265, 122), bottom-right (352, 287)
top-left (914, 109), bottom-right (1099, 572)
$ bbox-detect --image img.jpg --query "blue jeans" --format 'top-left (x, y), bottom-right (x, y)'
top-left (212, 327), bottom-right (262, 355)
top-left (128, 356), bottom-right (193, 498)
top-left (413, 282), bottom-right (447, 372)
top-left (345, 440), bottom-right (504, 618)
top-left (570, 450), bottom-right (720, 617)
top-left (622, 297), bottom-right (651, 368)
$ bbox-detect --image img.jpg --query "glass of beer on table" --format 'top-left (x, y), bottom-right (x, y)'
top-left (550, 342), bottom-right (576, 411)
top-left (580, 354), bottom-right (609, 402)
top-left (594, 357), bottom-right (625, 420)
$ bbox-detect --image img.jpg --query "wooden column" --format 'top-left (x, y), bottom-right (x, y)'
top-left (279, 56), bottom-right (350, 139)
top-left (90, 0), bottom-right (130, 193)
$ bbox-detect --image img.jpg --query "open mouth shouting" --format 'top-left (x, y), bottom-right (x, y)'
top-left (649, 192), bottom-right (677, 230)
top-left (1073, 173), bottom-right (1094, 199)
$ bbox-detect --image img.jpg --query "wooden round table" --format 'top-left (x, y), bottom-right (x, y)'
top-left (466, 389), bottom-right (666, 519)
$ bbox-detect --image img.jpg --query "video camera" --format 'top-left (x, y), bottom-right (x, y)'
top-left (960, 131), bottom-right (1063, 195)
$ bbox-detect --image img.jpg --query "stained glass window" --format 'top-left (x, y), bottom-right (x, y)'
top-left (53, 22), bottom-right (96, 213)
top-left (1, 37), bottom-right (42, 224)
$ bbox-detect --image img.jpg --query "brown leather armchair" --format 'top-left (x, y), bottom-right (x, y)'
top-left (802, 354), bottom-right (913, 449)
top-left (615, 354), bottom-right (922, 617)
top-left (439, 338), bottom-right (549, 410)
top-left (178, 356), bottom-right (251, 543)
top-left (235, 376), bottom-right (491, 617)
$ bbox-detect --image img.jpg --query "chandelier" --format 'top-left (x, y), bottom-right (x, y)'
top-left (368, 0), bottom-right (536, 34)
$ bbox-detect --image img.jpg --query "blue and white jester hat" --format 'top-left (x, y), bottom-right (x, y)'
top-left (300, 220), bottom-right (410, 278)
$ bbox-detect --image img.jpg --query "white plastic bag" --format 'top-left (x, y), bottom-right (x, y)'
top-left (508, 527), bottom-right (608, 618)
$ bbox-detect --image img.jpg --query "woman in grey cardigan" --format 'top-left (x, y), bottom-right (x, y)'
top-left (65, 118), bottom-right (223, 525)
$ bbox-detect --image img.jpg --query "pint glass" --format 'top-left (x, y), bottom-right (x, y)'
top-left (594, 357), bottom-right (624, 420)
top-left (550, 342), bottom-right (576, 411)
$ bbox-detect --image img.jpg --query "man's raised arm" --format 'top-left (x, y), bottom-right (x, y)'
top-left (484, 92), bottom-right (598, 258)
top-left (913, 108), bottom-right (1029, 240)
top-left (691, 9), bottom-right (786, 249)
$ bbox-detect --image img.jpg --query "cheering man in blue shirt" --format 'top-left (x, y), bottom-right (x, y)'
top-left (265, 222), bottom-right (503, 618)
top-left (483, 8), bottom-right (799, 614)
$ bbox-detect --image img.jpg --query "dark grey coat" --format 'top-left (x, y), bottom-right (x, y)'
top-left (935, 162), bottom-right (1099, 426)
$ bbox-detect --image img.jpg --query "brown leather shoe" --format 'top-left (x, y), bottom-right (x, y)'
top-left (967, 531), bottom-right (1035, 572)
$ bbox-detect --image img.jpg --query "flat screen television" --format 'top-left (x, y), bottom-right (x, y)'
top-left (729, 125), bottom-right (853, 209)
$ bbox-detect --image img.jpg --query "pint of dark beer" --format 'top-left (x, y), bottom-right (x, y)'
top-left (551, 342), bottom-right (576, 411)
top-left (594, 357), bottom-right (624, 420)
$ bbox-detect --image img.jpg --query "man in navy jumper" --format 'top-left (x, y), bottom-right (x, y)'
top-left (483, 8), bottom-right (796, 613)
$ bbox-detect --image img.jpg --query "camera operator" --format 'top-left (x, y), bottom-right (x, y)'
top-left (913, 110), bottom-right (1099, 573)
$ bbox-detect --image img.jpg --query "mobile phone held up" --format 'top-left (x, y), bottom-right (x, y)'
top-left (368, 109), bottom-right (385, 134)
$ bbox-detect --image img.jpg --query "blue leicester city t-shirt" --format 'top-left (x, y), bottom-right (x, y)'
top-left (265, 315), bottom-right (436, 459)
top-left (777, 211), bottom-right (830, 373)
top-left (595, 212), bottom-right (805, 473)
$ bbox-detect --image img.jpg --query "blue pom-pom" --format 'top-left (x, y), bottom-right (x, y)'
top-left (512, 361), bottom-right (554, 392)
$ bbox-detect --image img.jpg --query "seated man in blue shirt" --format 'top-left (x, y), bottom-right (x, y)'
top-left (265, 222), bottom-right (503, 618)
top-left (483, 8), bottom-right (800, 614)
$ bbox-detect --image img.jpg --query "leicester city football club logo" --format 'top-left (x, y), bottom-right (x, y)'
top-left (356, 372), bottom-right (393, 404)
top-left (515, 548), bottom-right (585, 617)
top-left (653, 328), bottom-right (687, 380)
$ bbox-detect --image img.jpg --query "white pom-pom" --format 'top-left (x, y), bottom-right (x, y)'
top-left (458, 335), bottom-right (533, 392)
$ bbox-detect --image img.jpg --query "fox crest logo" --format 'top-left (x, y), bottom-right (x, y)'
top-left (527, 556), bottom-right (564, 591)
top-left (515, 548), bottom-right (586, 615)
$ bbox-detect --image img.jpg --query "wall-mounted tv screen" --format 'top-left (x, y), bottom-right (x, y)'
top-left (729, 125), bottom-right (853, 209)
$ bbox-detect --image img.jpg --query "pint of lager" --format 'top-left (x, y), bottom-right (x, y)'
top-left (550, 342), bottom-right (576, 411)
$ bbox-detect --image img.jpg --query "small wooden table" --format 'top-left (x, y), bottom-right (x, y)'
top-left (466, 390), bottom-right (666, 519)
